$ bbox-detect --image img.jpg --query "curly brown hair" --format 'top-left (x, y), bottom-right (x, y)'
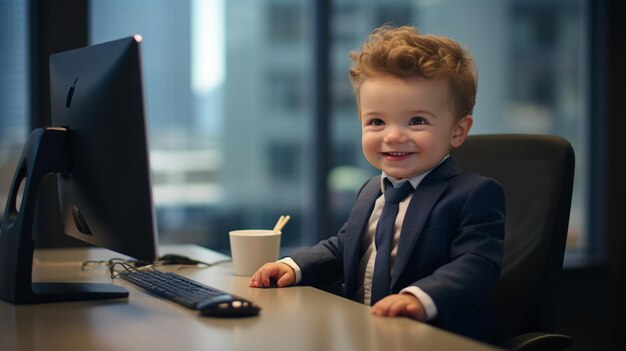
top-left (349, 25), bottom-right (477, 119)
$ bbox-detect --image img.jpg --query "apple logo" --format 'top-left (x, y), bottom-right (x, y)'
top-left (66, 77), bottom-right (78, 108)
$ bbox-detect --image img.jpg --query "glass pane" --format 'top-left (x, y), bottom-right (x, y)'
top-left (90, 0), bottom-right (312, 253)
top-left (88, 0), bottom-right (589, 260)
top-left (329, 0), bottom-right (588, 259)
top-left (0, 0), bottom-right (29, 217)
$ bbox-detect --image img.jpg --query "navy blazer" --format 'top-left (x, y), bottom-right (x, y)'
top-left (290, 157), bottom-right (505, 341)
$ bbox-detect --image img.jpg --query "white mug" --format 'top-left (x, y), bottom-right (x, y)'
top-left (229, 229), bottom-right (281, 276)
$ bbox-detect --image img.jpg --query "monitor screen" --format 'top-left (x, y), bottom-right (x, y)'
top-left (0, 35), bottom-right (158, 304)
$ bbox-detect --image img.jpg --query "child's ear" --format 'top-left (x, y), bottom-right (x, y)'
top-left (450, 115), bottom-right (473, 148)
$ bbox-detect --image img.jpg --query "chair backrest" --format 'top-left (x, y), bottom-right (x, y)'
top-left (451, 134), bottom-right (575, 342)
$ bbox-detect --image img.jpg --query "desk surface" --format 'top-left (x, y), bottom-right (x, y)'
top-left (0, 245), bottom-right (501, 351)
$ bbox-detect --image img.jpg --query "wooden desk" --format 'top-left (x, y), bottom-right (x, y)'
top-left (0, 245), bottom-right (502, 351)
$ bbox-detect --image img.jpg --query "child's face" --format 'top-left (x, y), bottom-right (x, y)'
top-left (360, 75), bottom-right (472, 180)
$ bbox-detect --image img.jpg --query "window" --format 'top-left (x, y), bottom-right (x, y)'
top-left (0, 0), bottom-right (29, 217)
top-left (328, 0), bottom-right (589, 262)
top-left (88, 0), bottom-right (589, 261)
top-left (90, 0), bottom-right (312, 252)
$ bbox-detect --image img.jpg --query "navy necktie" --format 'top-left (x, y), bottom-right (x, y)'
top-left (371, 179), bottom-right (414, 305)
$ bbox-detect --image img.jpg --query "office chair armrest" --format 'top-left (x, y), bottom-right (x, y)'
top-left (506, 332), bottom-right (573, 351)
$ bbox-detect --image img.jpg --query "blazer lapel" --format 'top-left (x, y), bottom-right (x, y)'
top-left (343, 176), bottom-right (381, 299)
top-left (391, 157), bottom-right (461, 289)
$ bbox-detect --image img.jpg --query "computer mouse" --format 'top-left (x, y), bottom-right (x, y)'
top-left (197, 295), bottom-right (261, 318)
top-left (158, 254), bottom-right (207, 266)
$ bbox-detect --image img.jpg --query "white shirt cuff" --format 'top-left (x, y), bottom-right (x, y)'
top-left (277, 257), bottom-right (302, 284)
top-left (400, 286), bottom-right (438, 321)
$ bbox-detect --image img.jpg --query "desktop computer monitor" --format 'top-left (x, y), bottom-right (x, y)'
top-left (50, 35), bottom-right (157, 261)
top-left (0, 36), bottom-right (158, 304)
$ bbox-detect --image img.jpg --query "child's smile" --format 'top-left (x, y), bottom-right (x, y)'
top-left (381, 151), bottom-right (415, 161)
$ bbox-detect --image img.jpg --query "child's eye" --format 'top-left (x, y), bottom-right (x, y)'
top-left (367, 118), bottom-right (385, 126)
top-left (409, 116), bottom-right (428, 125)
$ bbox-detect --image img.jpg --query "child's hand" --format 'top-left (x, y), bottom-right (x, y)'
top-left (370, 293), bottom-right (427, 321)
top-left (248, 262), bottom-right (296, 288)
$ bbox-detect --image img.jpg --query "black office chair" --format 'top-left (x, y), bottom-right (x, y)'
top-left (451, 134), bottom-right (575, 351)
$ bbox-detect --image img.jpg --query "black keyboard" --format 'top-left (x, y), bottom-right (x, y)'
top-left (119, 270), bottom-right (233, 310)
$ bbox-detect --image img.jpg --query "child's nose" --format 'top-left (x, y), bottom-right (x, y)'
top-left (383, 126), bottom-right (408, 143)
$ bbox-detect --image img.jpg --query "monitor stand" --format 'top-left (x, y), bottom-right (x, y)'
top-left (0, 128), bottom-right (128, 304)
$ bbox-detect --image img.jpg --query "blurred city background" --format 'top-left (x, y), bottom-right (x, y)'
top-left (0, 0), bottom-right (588, 261)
